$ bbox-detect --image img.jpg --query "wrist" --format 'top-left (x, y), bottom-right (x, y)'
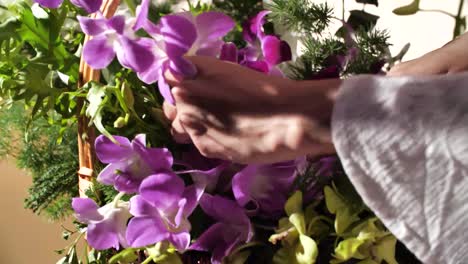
top-left (276, 78), bottom-right (341, 156)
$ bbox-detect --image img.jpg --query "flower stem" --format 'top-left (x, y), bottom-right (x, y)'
top-left (113, 192), bottom-right (125, 207)
top-left (141, 256), bottom-right (153, 264)
top-left (418, 9), bottom-right (456, 18)
top-left (453, 0), bottom-right (466, 38)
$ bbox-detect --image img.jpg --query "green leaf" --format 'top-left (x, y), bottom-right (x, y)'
top-left (17, 3), bottom-right (68, 62)
top-left (393, 0), bottom-right (420, 16)
top-left (335, 207), bottom-right (359, 235)
top-left (356, 0), bottom-right (378, 6)
top-left (324, 186), bottom-right (344, 214)
top-left (85, 82), bottom-right (115, 141)
top-left (295, 234), bottom-right (318, 264)
top-left (285, 191), bottom-right (303, 216)
top-left (225, 250), bottom-right (251, 264)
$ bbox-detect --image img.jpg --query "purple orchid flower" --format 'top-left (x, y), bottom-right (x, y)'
top-left (190, 194), bottom-right (253, 264)
top-left (72, 197), bottom-right (130, 250)
top-left (133, 4), bottom-right (235, 104)
top-left (35, 0), bottom-right (102, 13)
top-left (176, 146), bottom-right (230, 192)
top-left (95, 134), bottom-right (173, 194)
top-left (77, 15), bottom-right (154, 72)
top-left (126, 174), bottom-right (203, 250)
top-left (232, 158), bottom-right (305, 218)
top-left (234, 11), bottom-right (292, 74)
top-left (301, 156), bottom-right (336, 203)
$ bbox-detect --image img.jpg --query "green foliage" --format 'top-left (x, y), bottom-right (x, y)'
top-left (212, 0), bottom-right (263, 26)
top-left (269, 0), bottom-right (392, 79)
top-left (212, 0), bottom-right (263, 46)
top-left (267, 0), bottom-right (334, 34)
top-left (0, 1), bottom-right (82, 118)
top-left (0, 102), bottom-right (78, 220)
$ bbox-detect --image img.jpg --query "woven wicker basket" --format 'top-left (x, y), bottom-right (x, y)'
top-left (77, 0), bottom-right (120, 197)
top-left (76, 1), bottom-right (211, 262)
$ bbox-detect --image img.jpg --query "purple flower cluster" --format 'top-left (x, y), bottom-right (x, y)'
top-left (34, 1), bottom-right (331, 261)
top-left (36, 0), bottom-right (102, 13)
top-left (221, 11), bottom-right (292, 75)
top-left (73, 134), bottom-right (204, 252)
top-left (71, 133), bottom-right (312, 263)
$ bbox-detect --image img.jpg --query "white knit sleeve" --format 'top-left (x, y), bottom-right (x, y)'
top-left (332, 73), bottom-right (468, 264)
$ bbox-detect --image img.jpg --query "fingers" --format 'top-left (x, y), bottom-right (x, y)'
top-left (163, 101), bottom-right (177, 121)
top-left (163, 95), bottom-right (191, 143)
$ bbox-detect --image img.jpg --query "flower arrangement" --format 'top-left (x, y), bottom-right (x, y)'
top-left (4, 0), bottom-right (462, 263)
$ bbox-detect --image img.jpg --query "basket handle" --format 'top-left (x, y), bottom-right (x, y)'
top-left (77, 0), bottom-right (121, 197)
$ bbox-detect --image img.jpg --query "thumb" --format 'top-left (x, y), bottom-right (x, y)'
top-left (164, 68), bottom-right (184, 87)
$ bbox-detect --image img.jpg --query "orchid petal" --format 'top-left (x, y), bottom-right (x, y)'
top-left (95, 135), bottom-right (132, 163)
top-left (126, 217), bottom-right (168, 247)
top-left (77, 16), bottom-right (107, 36)
top-left (132, 134), bottom-right (146, 146)
top-left (158, 65), bottom-right (175, 104)
top-left (133, 0), bottom-right (151, 31)
top-left (253, 10), bottom-right (271, 40)
top-left (182, 185), bottom-right (205, 216)
top-left (232, 163), bottom-right (297, 217)
top-left (200, 194), bottom-right (248, 225)
top-left (97, 163), bottom-right (121, 185)
top-left (160, 15), bottom-right (197, 58)
top-left (212, 236), bottom-right (242, 264)
top-left (114, 173), bottom-right (141, 194)
top-left (242, 10), bottom-right (270, 43)
top-left (72, 198), bottom-right (102, 222)
top-left (196, 40), bottom-right (225, 57)
top-left (132, 136), bottom-right (173, 172)
top-left (129, 195), bottom-right (158, 217)
top-left (82, 36), bottom-right (116, 69)
top-left (220, 43), bottom-right (238, 62)
top-left (262, 36), bottom-right (292, 66)
top-left (135, 39), bottom-right (165, 84)
top-left (116, 36), bottom-right (155, 72)
top-left (238, 46), bottom-right (258, 63)
top-left (190, 222), bottom-right (225, 252)
top-left (35, 0), bottom-right (62, 8)
top-left (107, 15), bottom-right (126, 34)
top-left (242, 60), bottom-right (269, 73)
top-left (169, 57), bottom-right (197, 78)
top-left (195, 12), bottom-right (235, 40)
top-left (87, 222), bottom-right (121, 250)
top-left (70, 0), bottom-right (102, 13)
top-left (169, 231), bottom-right (191, 251)
top-left (139, 173), bottom-right (185, 210)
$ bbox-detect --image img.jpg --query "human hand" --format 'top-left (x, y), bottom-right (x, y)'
top-left (388, 32), bottom-right (468, 76)
top-left (163, 56), bottom-right (339, 164)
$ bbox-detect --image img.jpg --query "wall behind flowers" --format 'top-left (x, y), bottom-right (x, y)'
top-left (0, 0), bottom-right (466, 263)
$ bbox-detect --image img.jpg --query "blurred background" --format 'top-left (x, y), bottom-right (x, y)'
top-left (1, 0), bottom-right (466, 263)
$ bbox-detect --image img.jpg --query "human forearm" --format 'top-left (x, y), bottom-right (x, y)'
top-left (273, 78), bottom-right (341, 157)
top-left (389, 31), bottom-right (468, 76)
